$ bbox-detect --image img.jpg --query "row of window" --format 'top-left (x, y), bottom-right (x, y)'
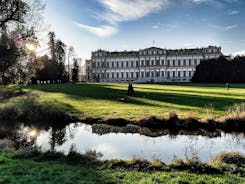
top-left (93, 48), bottom-right (219, 57)
top-left (92, 59), bottom-right (200, 68)
top-left (93, 70), bottom-right (193, 79)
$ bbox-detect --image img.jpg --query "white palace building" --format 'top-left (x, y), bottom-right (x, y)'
top-left (86, 46), bottom-right (222, 83)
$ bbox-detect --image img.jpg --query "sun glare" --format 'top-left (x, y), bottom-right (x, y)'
top-left (26, 43), bottom-right (36, 52)
top-left (29, 129), bottom-right (37, 137)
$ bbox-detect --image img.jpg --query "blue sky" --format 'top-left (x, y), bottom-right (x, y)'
top-left (43, 0), bottom-right (245, 60)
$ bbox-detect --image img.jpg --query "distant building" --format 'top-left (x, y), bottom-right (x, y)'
top-left (86, 46), bottom-right (222, 83)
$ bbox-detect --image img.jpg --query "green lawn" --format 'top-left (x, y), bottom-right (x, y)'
top-left (0, 151), bottom-right (244, 184)
top-left (1, 83), bottom-right (245, 120)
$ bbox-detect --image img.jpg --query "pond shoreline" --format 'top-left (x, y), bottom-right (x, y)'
top-left (0, 148), bottom-right (244, 175)
top-left (1, 102), bottom-right (244, 133)
top-left (81, 114), bottom-right (245, 133)
top-left (0, 149), bottom-right (244, 183)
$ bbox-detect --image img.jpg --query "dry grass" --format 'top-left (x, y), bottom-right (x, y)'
top-left (212, 152), bottom-right (245, 166)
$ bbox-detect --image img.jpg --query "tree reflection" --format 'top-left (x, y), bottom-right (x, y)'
top-left (49, 127), bottom-right (67, 151)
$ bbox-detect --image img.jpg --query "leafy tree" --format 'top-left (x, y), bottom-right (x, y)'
top-left (192, 56), bottom-right (245, 83)
top-left (0, 0), bottom-right (44, 84)
top-left (0, 0), bottom-right (29, 28)
top-left (35, 55), bottom-right (58, 83)
top-left (72, 58), bottom-right (79, 83)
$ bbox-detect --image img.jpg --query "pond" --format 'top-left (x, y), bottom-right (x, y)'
top-left (1, 122), bottom-right (245, 163)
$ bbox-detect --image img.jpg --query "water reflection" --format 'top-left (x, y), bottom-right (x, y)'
top-left (0, 122), bottom-right (244, 163)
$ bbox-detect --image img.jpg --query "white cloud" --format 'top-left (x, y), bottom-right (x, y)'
top-left (190, 0), bottom-right (238, 8)
top-left (99, 0), bottom-right (169, 24)
top-left (74, 22), bottom-right (118, 38)
top-left (232, 50), bottom-right (245, 56)
top-left (227, 10), bottom-right (239, 15)
top-left (191, 0), bottom-right (208, 3)
top-left (209, 24), bottom-right (238, 31)
top-left (152, 25), bottom-right (160, 29)
top-left (74, 0), bottom-right (169, 38)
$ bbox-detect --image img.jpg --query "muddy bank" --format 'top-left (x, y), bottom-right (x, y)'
top-left (92, 123), bottom-right (222, 138)
top-left (82, 114), bottom-right (245, 133)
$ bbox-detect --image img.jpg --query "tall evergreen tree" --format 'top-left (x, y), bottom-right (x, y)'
top-left (72, 58), bottom-right (79, 83)
top-left (55, 39), bottom-right (67, 83)
top-left (48, 31), bottom-right (56, 62)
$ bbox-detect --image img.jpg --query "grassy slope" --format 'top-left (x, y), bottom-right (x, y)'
top-left (0, 154), bottom-right (244, 184)
top-left (1, 83), bottom-right (245, 120)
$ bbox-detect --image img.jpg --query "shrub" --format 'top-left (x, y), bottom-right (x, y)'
top-left (212, 152), bottom-right (245, 166)
top-left (170, 157), bottom-right (221, 174)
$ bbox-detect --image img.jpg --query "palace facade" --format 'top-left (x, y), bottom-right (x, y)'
top-left (86, 46), bottom-right (222, 83)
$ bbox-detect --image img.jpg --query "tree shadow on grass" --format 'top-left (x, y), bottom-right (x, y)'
top-left (158, 82), bottom-right (245, 89)
top-left (8, 84), bottom-right (161, 107)
top-left (134, 86), bottom-right (245, 98)
top-left (7, 83), bottom-right (244, 112)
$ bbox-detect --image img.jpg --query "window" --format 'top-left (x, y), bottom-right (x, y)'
top-left (146, 72), bottom-right (150, 77)
top-left (151, 60), bottom-right (154, 66)
top-left (183, 71), bottom-right (186, 77)
top-left (161, 59), bottom-right (165, 65)
top-left (183, 59), bottom-right (186, 66)
top-left (126, 61), bottom-right (129, 67)
top-left (151, 71), bottom-right (154, 77)
top-left (136, 72), bottom-right (139, 78)
top-left (173, 71), bottom-right (176, 77)
top-left (121, 72), bottom-right (124, 78)
top-left (121, 61), bottom-right (124, 67)
top-left (112, 62), bottom-right (114, 68)
top-left (161, 71), bottom-right (164, 77)
top-left (131, 61), bottom-right (134, 67)
top-left (107, 73), bottom-right (109, 78)
top-left (178, 71), bottom-right (181, 77)
top-left (156, 72), bottom-right (160, 77)
top-left (156, 60), bottom-right (160, 66)
top-left (141, 60), bottom-right (144, 66)
top-left (178, 59), bottom-right (181, 66)
top-left (173, 59), bottom-right (176, 66)
top-left (136, 61), bottom-right (139, 67)
top-left (126, 72), bottom-right (129, 78)
top-left (112, 73), bottom-right (114, 78)
top-left (141, 72), bottom-right (144, 77)
top-left (167, 60), bottom-right (170, 66)
top-left (167, 71), bottom-right (170, 78)
top-left (189, 71), bottom-right (192, 77)
top-left (194, 59), bottom-right (197, 65)
top-left (146, 60), bottom-right (150, 66)
top-left (117, 61), bottom-right (119, 67)
top-left (131, 72), bottom-right (134, 78)
top-left (189, 59), bottom-right (192, 66)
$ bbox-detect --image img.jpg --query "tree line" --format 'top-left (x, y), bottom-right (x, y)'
top-left (192, 56), bottom-right (245, 83)
top-left (0, 0), bottom-right (80, 85)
